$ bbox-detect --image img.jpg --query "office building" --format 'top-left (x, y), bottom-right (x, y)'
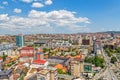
top-left (111, 32), bottom-right (115, 39)
top-left (16, 35), bottom-right (24, 47)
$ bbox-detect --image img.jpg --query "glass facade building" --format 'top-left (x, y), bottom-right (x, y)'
top-left (84, 64), bottom-right (92, 72)
top-left (16, 35), bottom-right (24, 47)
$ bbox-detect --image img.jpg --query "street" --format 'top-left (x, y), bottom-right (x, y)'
top-left (101, 47), bottom-right (118, 80)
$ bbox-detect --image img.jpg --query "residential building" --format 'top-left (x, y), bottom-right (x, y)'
top-left (25, 67), bottom-right (57, 80)
top-left (48, 56), bottom-right (70, 66)
top-left (81, 35), bottom-right (93, 46)
top-left (0, 58), bottom-right (3, 71)
top-left (52, 41), bottom-right (72, 48)
top-left (70, 59), bottom-right (84, 77)
top-left (37, 69), bottom-right (50, 80)
top-left (47, 67), bottom-right (57, 80)
top-left (20, 47), bottom-right (34, 62)
top-left (0, 69), bottom-right (13, 80)
top-left (0, 43), bottom-right (14, 56)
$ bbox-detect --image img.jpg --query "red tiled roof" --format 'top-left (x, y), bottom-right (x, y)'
top-left (21, 47), bottom-right (34, 50)
top-left (33, 60), bottom-right (47, 65)
top-left (20, 53), bottom-right (34, 57)
top-left (0, 57), bottom-right (2, 60)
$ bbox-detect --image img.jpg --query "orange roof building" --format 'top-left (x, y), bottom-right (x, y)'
top-left (75, 55), bottom-right (82, 59)
top-left (55, 64), bottom-right (67, 72)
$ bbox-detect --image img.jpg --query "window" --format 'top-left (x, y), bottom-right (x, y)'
top-left (39, 77), bottom-right (45, 80)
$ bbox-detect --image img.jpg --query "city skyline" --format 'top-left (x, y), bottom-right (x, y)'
top-left (0, 0), bottom-right (120, 34)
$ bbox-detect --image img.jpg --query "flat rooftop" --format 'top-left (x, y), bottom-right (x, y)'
top-left (0, 69), bottom-right (13, 79)
top-left (38, 69), bottom-right (50, 75)
top-left (47, 66), bottom-right (57, 71)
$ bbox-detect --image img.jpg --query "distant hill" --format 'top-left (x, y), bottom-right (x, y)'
top-left (104, 31), bottom-right (120, 34)
top-left (77, 31), bottom-right (120, 34)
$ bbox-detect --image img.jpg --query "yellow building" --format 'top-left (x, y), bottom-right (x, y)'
top-left (70, 59), bottom-right (84, 77)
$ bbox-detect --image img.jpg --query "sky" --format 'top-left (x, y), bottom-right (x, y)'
top-left (0, 0), bottom-right (120, 34)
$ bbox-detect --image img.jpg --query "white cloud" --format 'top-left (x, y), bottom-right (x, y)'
top-left (21, 0), bottom-right (33, 3)
top-left (2, 1), bottom-right (8, 5)
top-left (28, 10), bottom-right (47, 18)
top-left (0, 10), bottom-right (90, 33)
top-left (32, 2), bottom-right (44, 8)
top-left (0, 14), bottom-right (9, 21)
top-left (45, 0), bottom-right (52, 5)
top-left (14, 8), bottom-right (22, 13)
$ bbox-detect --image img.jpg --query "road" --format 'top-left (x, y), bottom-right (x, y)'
top-left (94, 47), bottom-right (118, 80)
top-left (101, 47), bottom-right (118, 80)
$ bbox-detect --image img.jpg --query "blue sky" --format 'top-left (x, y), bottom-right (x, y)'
top-left (0, 0), bottom-right (120, 34)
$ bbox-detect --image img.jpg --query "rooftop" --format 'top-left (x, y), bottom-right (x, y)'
top-left (38, 69), bottom-right (50, 75)
top-left (33, 60), bottom-right (47, 65)
top-left (21, 47), bottom-right (34, 50)
top-left (0, 69), bottom-right (13, 79)
top-left (20, 53), bottom-right (34, 57)
top-left (55, 64), bottom-right (64, 69)
top-left (55, 64), bottom-right (67, 72)
top-left (47, 66), bottom-right (57, 71)
top-left (0, 57), bottom-right (3, 60)
top-left (29, 68), bottom-right (37, 74)
top-left (48, 56), bottom-right (69, 61)
top-left (34, 39), bottom-right (50, 44)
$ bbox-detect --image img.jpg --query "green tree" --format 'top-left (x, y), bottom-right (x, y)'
top-left (85, 56), bottom-right (105, 68)
top-left (105, 48), bottom-right (112, 57)
top-left (116, 47), bottom-right (120, 53)
top-left (43, 48), bottom-right (50, 53)
top-left (57, 69), bottom-right (66, 74)
top-left (2, 53), bottom-right (7, 61)
top-left (111, 56), bottom-right (117, 64)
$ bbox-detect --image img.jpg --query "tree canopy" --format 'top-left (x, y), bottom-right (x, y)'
top-left (85, 56), bottom-right (105, 68)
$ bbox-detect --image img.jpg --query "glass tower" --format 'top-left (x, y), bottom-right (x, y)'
top-left (16, 35), bottom-right (24, 47)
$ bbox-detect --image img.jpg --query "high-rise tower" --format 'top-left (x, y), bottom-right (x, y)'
top-left (16, 35), bottom-right (24, 47)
